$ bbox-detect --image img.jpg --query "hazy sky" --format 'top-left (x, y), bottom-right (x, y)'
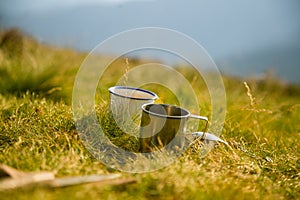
top-left (1, 0), bottom-right (299, 55)
top-left (0, 0), bottom-right (154, 12)
top-left (1, 0), bottom-right (300, 82)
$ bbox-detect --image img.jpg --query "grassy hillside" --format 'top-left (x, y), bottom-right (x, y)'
top-left (0, 29), bottom-right (299, 199)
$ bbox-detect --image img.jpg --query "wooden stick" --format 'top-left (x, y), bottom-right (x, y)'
top-left (0, 164), bottom-right (26, 179)
top-left (48, 174), bottom-right (122, 188)
top-left (0, 172), bottom-right (55, 190)
top-left (0, 164), bottom-right (134, 190)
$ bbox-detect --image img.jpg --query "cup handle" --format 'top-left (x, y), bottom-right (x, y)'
top-left (189, 114), bottom-right (209, 140)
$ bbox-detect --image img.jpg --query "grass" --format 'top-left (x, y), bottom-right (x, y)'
top-left (0, 28), bottom-right (86, 103)
top-left (0, 29), bottom-right (299, 199)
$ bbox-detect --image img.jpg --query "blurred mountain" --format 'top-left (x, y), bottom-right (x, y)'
top-left (1, 1), bottom-right (299, 83)
top-left (217, 44), bottom-right (300, 84)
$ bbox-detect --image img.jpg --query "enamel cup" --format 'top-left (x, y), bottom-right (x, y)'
top-left (108, 86), bottom-right (158, 135)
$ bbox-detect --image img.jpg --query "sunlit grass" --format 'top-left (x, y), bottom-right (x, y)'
top-left (0, 29), bottom-right (299, 199)
top-left (0, 29), bottom-right (86, 103)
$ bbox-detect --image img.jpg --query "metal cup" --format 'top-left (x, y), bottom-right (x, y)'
top-left (108, 86), bottom-right (158, 135)
top-left (139, 103), bottom-right (208, 153)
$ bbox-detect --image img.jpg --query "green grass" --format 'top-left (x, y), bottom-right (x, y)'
top-left (0, 29), bottom-right (299, 199)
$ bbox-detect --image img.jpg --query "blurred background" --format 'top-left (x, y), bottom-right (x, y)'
top-left (1, 0), bottom-right (299, 83)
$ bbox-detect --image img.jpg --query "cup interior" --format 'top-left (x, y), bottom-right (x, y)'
top-left (109, 86), bottom-right (158, 100)
top-left (142, 104), bottom-right (189, 118)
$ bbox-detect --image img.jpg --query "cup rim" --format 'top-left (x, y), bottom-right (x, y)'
top-left (142, 103), bottom-right (190, 119)
top-left (108, 86), bottom-right (158, 101)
